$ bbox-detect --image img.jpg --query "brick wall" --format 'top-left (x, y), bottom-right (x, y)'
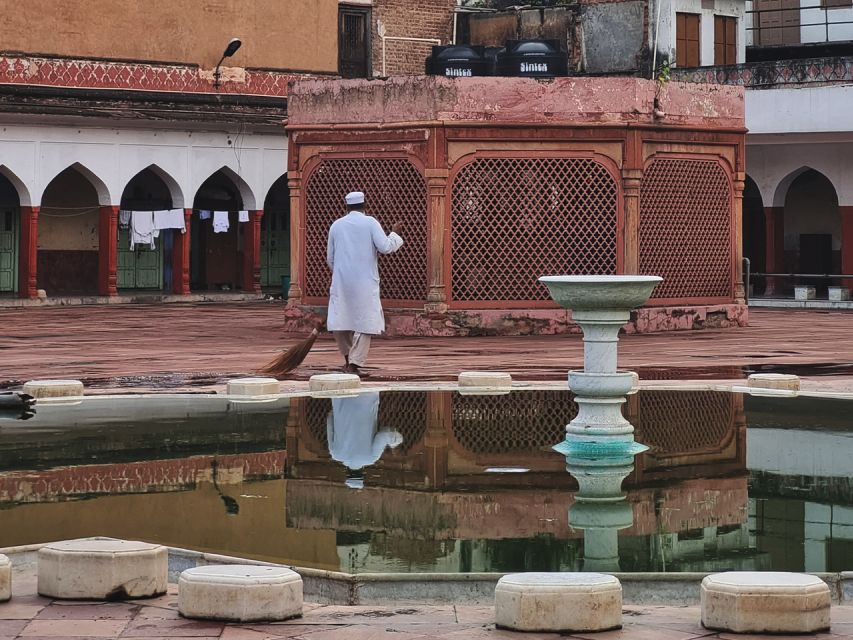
top-left (372, 0), bottom-right (456, 76)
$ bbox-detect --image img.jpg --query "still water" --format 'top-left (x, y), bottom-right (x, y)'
top-left (0, 390), bottom-right (851, 574)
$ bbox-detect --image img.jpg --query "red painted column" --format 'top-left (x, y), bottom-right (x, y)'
top-left (243, 209), bottom-right (263, 293)
top-left (172, 209), bottom-right (192, 295)
top-left (763, 206), bottom-right (785, 296)
top-left (98, 205), bottom-right (119, 297)
top-left (18, 206), bottom-right (39, 299)
top-left (840, 206), bottom-right (853, 291)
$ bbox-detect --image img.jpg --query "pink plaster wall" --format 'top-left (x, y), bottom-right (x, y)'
top-left (287, 76), bottom-right (745, 129)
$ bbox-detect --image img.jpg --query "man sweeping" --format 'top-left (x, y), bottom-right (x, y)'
top-left (327, 191), bottom-right (403, 375)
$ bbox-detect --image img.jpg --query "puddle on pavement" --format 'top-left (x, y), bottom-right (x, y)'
top-left (0, 389), bottom-right (851, 574)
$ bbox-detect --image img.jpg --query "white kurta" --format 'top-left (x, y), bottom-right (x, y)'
top-left (326, 392), bottom-right (403, 470)
top-left (326, 210), bottom-right (403, 335)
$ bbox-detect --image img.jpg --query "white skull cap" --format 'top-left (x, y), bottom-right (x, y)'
top-left (345, 191), bottom-right (365, 205)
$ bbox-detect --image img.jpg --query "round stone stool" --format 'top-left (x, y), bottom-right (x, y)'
top-left (22, 379), bottom-right (84, 399)
top-left (495, 572), bottom-right (622, 632)
top-left (178, 565), bottom-right (303, 622)
top-left (38, 539), bottom-right (167, 600)
top-left (701, 571), bottom-right (831, 633)
top-left (747, 373), bottom-right (800, 391)
top-left (226, 377), bottom-right (279, 396)
top-left (309, 373), bottom-right (360, 392)
top-left (0, 554), bottom-right (10, 602)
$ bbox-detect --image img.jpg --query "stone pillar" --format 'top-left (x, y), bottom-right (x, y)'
top-left (840, 206), bottom-right (853, 291)
top-left (763, 206), bottom-right (785, 296)
top-left (424, 391), bottom-right (450, 489)
top-left (18, 206), bottom-right (39, 299)
top-left (171, 209), bottom-right (192, 295)
top-left (98, 205), bottom-right (119, 297)
top-left (425, 168), bottom-right (449, 312)
top-left (287, 171), bottom-right (303, 303)
top-left (622, 130), bottom-right (642, 274)
top-left (243, 209), bottom-right (263, 294)
top-left (733, 170), bottom-right (746, 303)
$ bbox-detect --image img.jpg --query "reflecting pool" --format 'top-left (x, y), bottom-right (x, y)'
top-left (0, 390), bottom-right (851, 574)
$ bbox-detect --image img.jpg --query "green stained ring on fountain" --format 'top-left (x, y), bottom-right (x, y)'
top-left (538, 275), bottom-right (663, 311)
top-left (553, 438), bottom-right (649, 458)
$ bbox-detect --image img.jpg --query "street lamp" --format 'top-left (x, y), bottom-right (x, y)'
top-left (213, 38), bottom-right (242, 89)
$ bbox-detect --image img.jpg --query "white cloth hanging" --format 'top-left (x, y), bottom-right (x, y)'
top-left (238, 210), bottom-right (250, 223)
top-left (213, 210), bottom-right (230, 233)
top-left (199, 209), bottom-right (212, 220)
top-left (130, 211), bottom-right (158, 250)
top-left (153, 209), bottom-right (186, 233)
top-left (119, 209), bottom-right (131, 229)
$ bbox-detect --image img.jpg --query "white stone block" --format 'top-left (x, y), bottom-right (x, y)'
top-left (38, 539), bottom-right (167, 600)
top-left (701, 571), bottom-right (831, 634)
top-left (0, 554), bottom-right (10, 602)
top-left (22, 379), bottom-right (84, 399)
top-left (828, 286), bottom-right (850, 301)
top-left (458, 371), bottom-right (513, 388)
top-left (495, 572), bottom-right (622, 632)
top-left (747, 373), bottom-right (800, 391)
top-left (178, 565), bottom-right (302, 622)
top-left (794, 286), bottom-right (816, 301)
top-left (308, 373), bottom-right (360, 392)
top-left (226, 377), bottom-right (279, 396)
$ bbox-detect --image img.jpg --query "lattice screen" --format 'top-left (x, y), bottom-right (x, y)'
top-left (636, 391), bottom-right (733, 456)
top-left (639, 158), bottom-right (732, 299)
top-left (303, 158), bottom-right (428, 301)
top-left (451, 391), bottom-right (577, 455)
top-left (304, 392), bottom-right (427, 456)
top-left (450, 157), bottom-right (618, 302)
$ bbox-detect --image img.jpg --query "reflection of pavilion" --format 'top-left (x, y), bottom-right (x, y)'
top-left (284, 390), bottom-right (752, 572)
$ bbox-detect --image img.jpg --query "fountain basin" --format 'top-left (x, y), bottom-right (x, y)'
top-left (539, 275), bottom-right (662, 313)
top-left (568, 371), bottom-right (635, 397)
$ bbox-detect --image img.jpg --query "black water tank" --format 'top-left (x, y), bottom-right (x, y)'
top-left (426, 44), bottom-right (490, 77)
top-left (497, 39), bottom-right (568, 78)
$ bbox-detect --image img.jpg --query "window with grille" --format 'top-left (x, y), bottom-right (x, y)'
top-left (450, 156), bottom-right (619, 303)
top-left (303, 157), bottom-right (428, 303)
top-left (339, 6), bottom-right (370, 79)
top-left (676, 13), bottom-right (701, 67)
top-left (714, 16), bottom-right (737, 65)
top-left (639, 157), bottom-right (732, 300)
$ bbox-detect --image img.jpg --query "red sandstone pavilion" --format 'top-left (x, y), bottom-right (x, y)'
top-left (283, 75), bottom-right (746, 336)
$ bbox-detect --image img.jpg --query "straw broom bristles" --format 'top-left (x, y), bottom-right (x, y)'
top-left (258, 328), bottom-right (319, 379)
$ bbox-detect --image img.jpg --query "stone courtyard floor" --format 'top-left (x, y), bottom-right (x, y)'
top-left (2, 570), bottom-right (853, 640)
top-left (2, 302), bottom-right (853, 394)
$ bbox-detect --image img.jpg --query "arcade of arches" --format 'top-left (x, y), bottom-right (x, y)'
top-left (0, 165), bottom-right (290, 298)
top-left (744, 168), bottom-right (853, 297)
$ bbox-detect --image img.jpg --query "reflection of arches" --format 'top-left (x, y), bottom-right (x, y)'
top-left (783, 169), bottom-right (840, 293)
top-left (0, 170), bottom-right (21, 294)
top-left (117, 167), bottom-right (178, 291)
top-left (191, 169), bottom-right (251, 290)
top-left (39, 166), bottom-right (104, 295)
top-left (743, 175), bottom-right (765, 296)
top-left (261, 174), bottom-right (290, 290)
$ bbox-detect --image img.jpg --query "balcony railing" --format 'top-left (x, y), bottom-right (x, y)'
top-left (745, 1), bottom-right (853, 48)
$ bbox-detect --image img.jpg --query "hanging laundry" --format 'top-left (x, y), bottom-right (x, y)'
top-left (238, 210), bottom-right (250, 223)
top-left (153, 209), bottom-right (186, 233)
top-left (199, 209), bottom-right (212, 220)
top-left (119, 209), bottom-right (132, 229)
top-left (213, 210), bottom-right (230, 234)
top-left (130, 211), bottom-right (158, 250)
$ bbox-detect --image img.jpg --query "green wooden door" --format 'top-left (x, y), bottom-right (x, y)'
top-left (261, 209), bottom-right (290, 288)
top-left (117, 227), bottom-right (163, 290)
top-left (0, 209), bottom-right (18, 293)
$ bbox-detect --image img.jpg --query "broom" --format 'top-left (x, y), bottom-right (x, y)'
top-left (258, 328), bottom-right (319, 379)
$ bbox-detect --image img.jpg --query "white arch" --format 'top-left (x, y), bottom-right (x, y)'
top-left (262, 173), bottom-right (289, 209)
top-left (41, 162), bottom-right (113, 207)
top-left (194, 166), bottom-right (257, 210)
top-left (771, 166), bottom-right (821, 208)
top-left (122, 164), bottom-right (185, 209)
top-left (0, 164), bottom-right (33, 207)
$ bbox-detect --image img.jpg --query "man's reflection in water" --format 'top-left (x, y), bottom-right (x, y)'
top-left (326, 392), bottom-right (403, 480)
